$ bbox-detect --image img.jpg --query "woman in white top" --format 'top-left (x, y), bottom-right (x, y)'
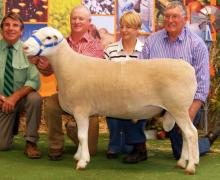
top-left (104, 11), bottom-right (147, 163)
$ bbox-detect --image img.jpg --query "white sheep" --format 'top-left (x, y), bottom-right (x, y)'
top-left (23, 27), bottom-right (199, 174)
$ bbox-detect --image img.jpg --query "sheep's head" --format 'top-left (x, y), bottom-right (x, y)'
top-left (23, 26), bottom-right (64, 56)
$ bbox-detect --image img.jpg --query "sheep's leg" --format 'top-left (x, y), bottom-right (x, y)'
top-left (174, 112), bottom-right (198, 175)
top-left (74, 144), bottom-right (81, 162)
top-left (184, 123), bottom-right (198, 175)
top-left (74, 115), bottom-right (90, 170)
top-left (189, 123), bottom-right (199, 165)
top-left (176, 133), bottom-right (187, 169)
top-left (189, 121), bottom-right (199, 166)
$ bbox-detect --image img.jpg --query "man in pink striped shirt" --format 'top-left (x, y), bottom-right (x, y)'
top-left (67, 5), bottom-right (103, 58)
top-left (29, 5), bottom-right (104, 161)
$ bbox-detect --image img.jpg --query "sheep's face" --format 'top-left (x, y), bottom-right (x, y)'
top-left (23, 27), bottom-right (64, 56)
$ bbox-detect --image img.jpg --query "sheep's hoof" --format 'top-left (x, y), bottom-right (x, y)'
top-left (76, 166), bottom-right (85, 171)
top-left (74, 154), bottom-right (80, 162)
top-left (76, 160), bottom-right (87, 170)
top-left (185, 164), bottom-right (196, 175)
top-left (195, 158), bottom-right (199, 165)
top-left (176, 159), bottom-right (186, 169)
top-left (73, 156), bottom-right (78, 162)
top-left (175, 165), bottom-right (184, 169)
top-left (185, 169), bottom-right (195, 175)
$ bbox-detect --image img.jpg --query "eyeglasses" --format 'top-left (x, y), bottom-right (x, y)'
top-left (163, 14), bottom-right (183, 20)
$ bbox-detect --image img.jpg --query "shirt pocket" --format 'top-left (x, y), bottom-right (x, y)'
top-left (0, 53), bottom-right (6, 68)
top-left (13, 68), bottom-right (28, 86)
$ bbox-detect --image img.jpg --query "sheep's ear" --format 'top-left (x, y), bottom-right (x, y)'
top-left (32, 29), bottom-right (38, 34)
top-left (53, 35), bottom-right (58, 40)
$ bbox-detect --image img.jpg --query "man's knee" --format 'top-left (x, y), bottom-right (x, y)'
top-left (26, 91), bottom-right (42, 107)
top-left (44, 94), bottom-right (63, 118)
top-left (44, 94), bottom-right (63, 127)
top-left (44, 94), bottom-right (61, 114)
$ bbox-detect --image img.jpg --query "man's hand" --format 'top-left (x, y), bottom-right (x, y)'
top-left (37, 56), bottom-right (50, 70)
top-left (28, 56), bottom-right (53, 76)
top-left (1, 86), bottom-right (35, 113)
top-left (28, 56), bottom-right (40, 65)
top-left (0, 95), bottom-right (6, 108)
top-left (1, 95), bottom-right (17, 113)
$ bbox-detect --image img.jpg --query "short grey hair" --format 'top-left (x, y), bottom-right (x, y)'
top-left (164, 1), bottom-right (187, 17)
top-left (70, 5), bottom-right (91, 20)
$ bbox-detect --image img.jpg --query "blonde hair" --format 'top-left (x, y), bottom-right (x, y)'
top-left (119, 11), bottom-right (142, 29)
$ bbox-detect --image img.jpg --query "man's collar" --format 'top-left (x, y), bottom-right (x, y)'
top-left (1, 39), bottom-right (21, 50)
top-left (67, 32), bottom-right (93, 43)
top-left (162, 26), bottom-right (186, 41)
top-left (12, 40), bottom-right (21, 50)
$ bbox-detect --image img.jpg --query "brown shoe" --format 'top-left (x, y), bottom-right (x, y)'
top-left (48, 148), bottom-right (64, 161)
top-left (24, 141), bottom-right (42, 159)
top-left (123, 143), bottom-right (147, 164)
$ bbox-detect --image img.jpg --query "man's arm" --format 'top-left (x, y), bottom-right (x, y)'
top-left (192, 40), bottom-right (210, 102)
top-left (1, 86), bottom-right (34, 113)
top-left (139, 38), bottom-right (150, 59)
top-left (1, 53), bottom-right (41, 113)
top-left (189, 99), bottom-right (203, 121)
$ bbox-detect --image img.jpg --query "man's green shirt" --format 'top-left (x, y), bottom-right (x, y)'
top-left (0, 39), bottom-right (40, 95)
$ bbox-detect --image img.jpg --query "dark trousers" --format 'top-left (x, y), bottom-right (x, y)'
top-left (107, 117), bottom-right (146, 153)
top-left (13, 111), bottom-right (20, 135)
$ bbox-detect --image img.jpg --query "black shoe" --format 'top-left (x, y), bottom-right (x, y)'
top-left (106, 151), bottom-right (118, 159)
top-left (206, 132), bottom-right (218, 146)
top-left (48, 148), bottom-right (64, 161)
top-left (123, 143), bottom-right (147, 164)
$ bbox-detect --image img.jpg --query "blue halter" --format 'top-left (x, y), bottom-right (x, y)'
top-left (31, 34), bottom-right (63, 56)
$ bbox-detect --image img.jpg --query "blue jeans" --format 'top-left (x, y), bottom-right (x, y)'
top-left (168, 110), bottom-right (210, 159)
top-left (107, 117), bottom-right (146, 153)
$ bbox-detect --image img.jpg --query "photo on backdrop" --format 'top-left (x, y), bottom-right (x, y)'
top-left (5, 0), bottom-right (48, 22)
top-left (0, 0), bottom-right (2, 20)
top-left (82, 0), bottom-right (115, 15)
top-left (0, 0), bottom-right (2, 39)
top-left (91, 15), bottom-right (115, 47)
top-left (116, 0), bottom-right (154, 33)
